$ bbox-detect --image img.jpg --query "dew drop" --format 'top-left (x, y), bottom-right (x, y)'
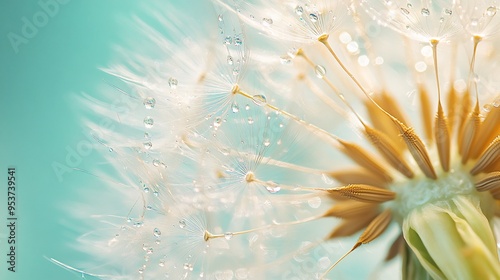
top-left (227, 55), bottom-right (234, 65)
top-left (214, 270), bottom-right (234, 280)
top-left (247, 117), bottom-right (254, 124)
top-left (168, 77), bottom-right (178, 89)
top-left (107, 237), bottom-right (118, 246)
top-left (143, 187), bottom-right (150, 193)
top-left (143, 142), bottom-right (152, 149)
top-left (266, 181), bottom-right (281, 193)
top-left (224, 232), bottom-right (233, 240)
top-left (232, 68), bottom-right (240, 76)
top-left (143, 117), bottom-right (154, 128)
top-left (153, 159), bottom-right (160, 167)
top-left (224, 36), bottom-right (232, 45)
top-left (234, 36), bottom-right (242, 46)
top-left (245, 104), bottom-right (250, 110)
top-left (401, 8), bottom-right (410, 15)
top-left (183, 263), bottom-right (193, 271)
top-left (314, 65), bottom-right (326, 78)
top-left (179, 220), bottom-right (187, 228)
top-left (421, 8), bottom-right (430, 16)
top-left (407, 3), bottom-right (412, 8)
top-left (143, 97), bottom-right (156, 109)
top-left (287, 47), bottom-right (299, 58)
top-left (321, 173), bottom-right (334, 185)
top-left (318, 256), bottom-right (331, 269)
top-left (134, 221), bottom-right (144, 227)
top-left (252, 94), bottom-right (267, 106)
top-left (280, 55), bottom-right (292, 65)
top-left (444, 9), bottom-right (452, 16)
top-left (153, 228), bottom-right (162, 237)
top-left (231, 102), bottom-right (239, 113)
top-left (295, 6), bottom-right (304, 15)
top-left (213, 117), bottom-right (222, 128)
top-left (263, 138), bottom-right (271, 147)
top-left (493, 98), bottom-right (500, 108)
top-left (309, 13), bottom-right (318, 22)
top-left (220, 148), bottom-right (230, 156)
top-left (218, 14), bottom-right (223, 22)
top-left (262, 18), bottom-right (273, 26)
top-left (144, 132), bottom-right (151, 139)
top-left (308, 196), bottom-right (322, 208)
top-left (235, 268), bottom-right (247, 279)
top-left (487, 6), bottom-right (497, 17)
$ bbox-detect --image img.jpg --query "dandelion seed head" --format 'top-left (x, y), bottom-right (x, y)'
top-left (70, 0), bottom-right (500, 279)
top-left (359, 0), bottom-right (461, 42)
top-left (215, 0), bottom-right (348, 43)
top-left (456, 1), bottom-right (500, 38)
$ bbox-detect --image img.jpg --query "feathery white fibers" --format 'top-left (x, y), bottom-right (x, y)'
top-left (214, 0), bottom-right (348, 44)
top-left (68, 1), bottom-right (353, 279)
top-left (69, 0), bottom-right (500, 278)
top-left (359, 0), bottom-right (461, 42)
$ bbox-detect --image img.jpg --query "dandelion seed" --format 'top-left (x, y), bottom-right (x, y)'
top-left (71, 0), bottom-right (500, 279)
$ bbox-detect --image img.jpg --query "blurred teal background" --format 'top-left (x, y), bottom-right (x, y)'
top-left (0, 0), bottom-right (142, 278)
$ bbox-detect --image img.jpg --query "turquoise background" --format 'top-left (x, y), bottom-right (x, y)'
top-left (0, 0), bottom-right (141, 279)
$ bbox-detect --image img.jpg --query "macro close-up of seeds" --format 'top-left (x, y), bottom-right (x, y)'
top-left (56, 1), bottom-right (500, 279)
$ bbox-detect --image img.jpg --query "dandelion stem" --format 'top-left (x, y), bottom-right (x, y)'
top-left (296, 49), bottom-right (363, 121)
top-left (460, 36), bottom-right (483, 163)
top-left (299, 73), bottom-right (347, 115)
top-left (321, 209), bottom-right (392, 279)
top-left (404, 37), bottom-right (433, 142)
top-left (222, 146), bottom-right (327, 175)
top-left (430, 39), bottom-right (442, 102)
top-left (469, 36), bottom-right (482, 103)
top-left (204, 213), bottom-right (328, 241)
top-left (253, 176), bottom-right (395, 203)
top-left (262, 157), bottom-right (326, 174)
top-left (320, 244), bottom-right (360, 280)
top-left (317, 35), bottom-right (403, 126)
top-left (318, 35), bottom-right (436, 178)
top-left (298, 48), bottom-right (414, 178)
top-left (447, 43), bottom-right (458, 130)
top-left (318, 34), bottom-right (370, 97)
top-left (233, 86), bottom-right (345, 148)
top-left (430, 39), bottom-right (451, 172)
